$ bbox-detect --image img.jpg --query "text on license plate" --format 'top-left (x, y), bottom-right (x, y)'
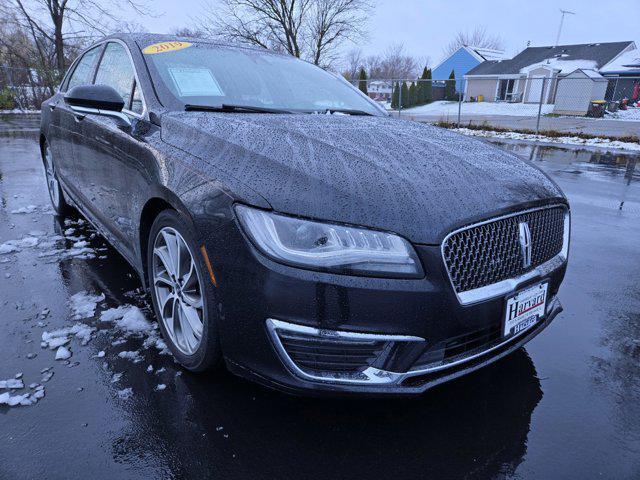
top-left (504, 282), bottom-right (548, 337)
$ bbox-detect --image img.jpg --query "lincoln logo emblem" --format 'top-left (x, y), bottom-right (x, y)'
top-left (518, 222), bottom-right (532, 268)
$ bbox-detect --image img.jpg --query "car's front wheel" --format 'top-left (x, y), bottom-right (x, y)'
top-left (42, 140), bottom-right (72, 215)
top-left (147, 209), bottom-right (222, 371)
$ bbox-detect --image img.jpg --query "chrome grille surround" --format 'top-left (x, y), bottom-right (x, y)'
top-left (266, 319), bottom-right (425, 385)
top-left (442, 205), bottom-right (570, 305)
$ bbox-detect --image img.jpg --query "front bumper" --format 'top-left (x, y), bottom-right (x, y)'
top-left (202, 214), bottom-right (567, 396)
top-left (245, 297), bottom-right (562, 395)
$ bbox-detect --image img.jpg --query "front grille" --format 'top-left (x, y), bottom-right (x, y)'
top-left (443, 206), bottom-right (566, 294)
top-left (277, 330), bottom-right (387, 376)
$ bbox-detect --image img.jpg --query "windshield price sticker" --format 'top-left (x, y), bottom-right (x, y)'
top-left (143, 41), bottom-right (192, 55)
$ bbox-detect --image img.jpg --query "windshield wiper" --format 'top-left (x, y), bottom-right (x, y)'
top-left (322, 108), bottom-right (374, 116)
top-left (184, 104), bottom-right (292, 114)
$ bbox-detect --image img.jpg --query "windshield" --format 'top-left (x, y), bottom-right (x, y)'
top-left (142, 41), bottom-right (382, 115)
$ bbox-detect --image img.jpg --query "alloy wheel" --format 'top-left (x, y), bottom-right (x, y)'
top-left (152, 227), bottom-right (205, 356)
top-left (43, 143), bottom-right (60, 209)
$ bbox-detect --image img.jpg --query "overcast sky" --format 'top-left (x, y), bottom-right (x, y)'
top-left (139, 0), bottom-right (638, 66)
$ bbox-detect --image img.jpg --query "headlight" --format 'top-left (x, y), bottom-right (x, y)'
top-left (235, 205), bottom-right (423, 278)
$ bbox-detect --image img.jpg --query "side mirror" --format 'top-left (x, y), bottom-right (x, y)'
top-left (64, 84), bottom-right (131, 127)
top-left (65, 84), bottom-right (124, 111)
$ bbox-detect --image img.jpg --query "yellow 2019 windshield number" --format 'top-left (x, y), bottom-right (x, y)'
top-left (143, 41), bottom-right (192, 55)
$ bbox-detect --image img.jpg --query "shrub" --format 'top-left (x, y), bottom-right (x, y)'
top-left (0, 88), bottom-right (15, 110)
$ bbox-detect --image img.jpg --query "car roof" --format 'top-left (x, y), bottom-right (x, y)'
top-left (100, 32), bottom-right (283, 56)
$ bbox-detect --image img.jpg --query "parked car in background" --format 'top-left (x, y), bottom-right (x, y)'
top-left (39, 33), bottom-right (570, 395)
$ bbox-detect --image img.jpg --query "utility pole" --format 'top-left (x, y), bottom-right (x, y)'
top-left (555, 9), bottom-right (575, 47)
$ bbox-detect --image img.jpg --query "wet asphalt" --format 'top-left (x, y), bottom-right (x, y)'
top-left (0, 115), bottom-right (639, 479)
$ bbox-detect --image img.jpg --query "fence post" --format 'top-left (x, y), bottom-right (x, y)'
top-left (398, 80), bottom-right (402, 117)
top-left (535, 77), bottom-right (546, 135)
top-left (457, 84), bottom-right (462, 127)
top-left (611, 77), bottom-right (619, 102)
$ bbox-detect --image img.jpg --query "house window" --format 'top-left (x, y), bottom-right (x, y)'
top-left (497, 79), bottom-right (515, 101)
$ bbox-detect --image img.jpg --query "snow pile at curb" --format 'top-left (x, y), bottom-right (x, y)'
top-left (453, 127), bottom-right (640, 152)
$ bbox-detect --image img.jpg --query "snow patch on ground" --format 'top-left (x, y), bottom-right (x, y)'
top-left (10, 205), bottom-right (39, 214)
top-left (606, 107), bottom-right (640, 122)
top-left (398, 100), bottom-right (554, 117)
top-left (69, 291), bottom-right (105, 319)
top-left (55, 346), bottom-right (72, 360)
top-left (453, 127), bottom-right (640, 152)
top-left (117, 387), bottom-right (133, 399)
top-left (101, 305), bottom-right (170, 355)
top-left (118, 350), bottom-right (143, 363)
top-left (0, 378), bottom-right (24, 389)
top-left (0, 375), bottom-right (46, 408)
top-left (0, 243), bottom-right (19, 255)
top-left (42, 323), bottom-right (95, 349)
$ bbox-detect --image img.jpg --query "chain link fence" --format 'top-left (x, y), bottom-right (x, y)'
top-left (2, 65), bottom-right (639, 140)
top-left (354, 76), bottom-right (640, 139)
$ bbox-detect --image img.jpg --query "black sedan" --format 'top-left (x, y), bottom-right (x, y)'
top-left (40, 33), bottom-right (570, 395)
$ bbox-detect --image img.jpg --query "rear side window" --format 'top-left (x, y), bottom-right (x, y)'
top-left (66, 47), bottom-right (101, 91)
top-left (95, 42), bottom-right (137, 111)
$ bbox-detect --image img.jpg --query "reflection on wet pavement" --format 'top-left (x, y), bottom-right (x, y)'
top-left (1, 124), bottom-right (639, 479)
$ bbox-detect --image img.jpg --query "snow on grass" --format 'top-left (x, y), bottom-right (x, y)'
top-left (453, 127), bottom-right (640, 152)
top-left (69, 291), bottom-right (105, 320)
top-left (398, 100), bottom-right (554, 117)
top-left (605, 106), bottom-right (640, 122)
top-left (154, 384), bottom-right (166, 391)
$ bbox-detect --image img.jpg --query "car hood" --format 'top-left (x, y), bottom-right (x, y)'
top-left (161, 112), bottom-right (564, 244)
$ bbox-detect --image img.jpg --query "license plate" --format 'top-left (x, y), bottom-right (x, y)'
top-left (504, 282), bottom-right (548, 337)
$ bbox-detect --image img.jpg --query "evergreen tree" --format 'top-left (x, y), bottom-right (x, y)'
top-left (391, 82), bottom-right (399, 109)
top-left (358, 67), bottom-right (368, 95)
top-left (408, 82), bottom-right (417, 108)
top-left (400, 82), bottom-right (409, 109)
top-left (422, 67), bottom-right (433, 104)
top-left (445, 69), bottom-right (457, 101)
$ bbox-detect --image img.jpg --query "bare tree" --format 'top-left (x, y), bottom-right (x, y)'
top-left (342, 47), bottom-right (364, 79)
top-left (444, 26), bottom-right (504, 56)
top-left (0, 0), bottom-right (152, 72)
top-left (342, 43), bottom-right (423, 81)
top-left (196, 0), bottom-right (373, 67)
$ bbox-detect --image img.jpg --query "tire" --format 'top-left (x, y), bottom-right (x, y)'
top-left (42, 140), bottom-right (72, 216)
top-left (147, 209), bottom-right (222, 371)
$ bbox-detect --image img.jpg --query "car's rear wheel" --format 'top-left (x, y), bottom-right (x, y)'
top-left (147, 210), bottom-right (222, 371)
top-left (42, 141), bottom-right (72, 215)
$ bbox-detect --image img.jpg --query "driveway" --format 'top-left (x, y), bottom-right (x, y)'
top-left (1, 118), bottom-right (639, 479)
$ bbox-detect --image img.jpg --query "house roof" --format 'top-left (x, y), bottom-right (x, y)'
top-left (467, 46), bottom-right (505, 61)
top-left (466, 41), bottom-right (635, 76)
top-left (432, 45), bottom-right (505, 72)
top-left (565, 69), bottom-right (607, 81)
top-left (600, 48), bottom-right (640, 74)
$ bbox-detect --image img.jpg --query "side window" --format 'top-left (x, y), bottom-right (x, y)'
top-left (66, 47), bottom-right (101, 91)
top-left (94, 42), bottom-right (138, 112)
top-left (130, 83), bottom-right (143, 114)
